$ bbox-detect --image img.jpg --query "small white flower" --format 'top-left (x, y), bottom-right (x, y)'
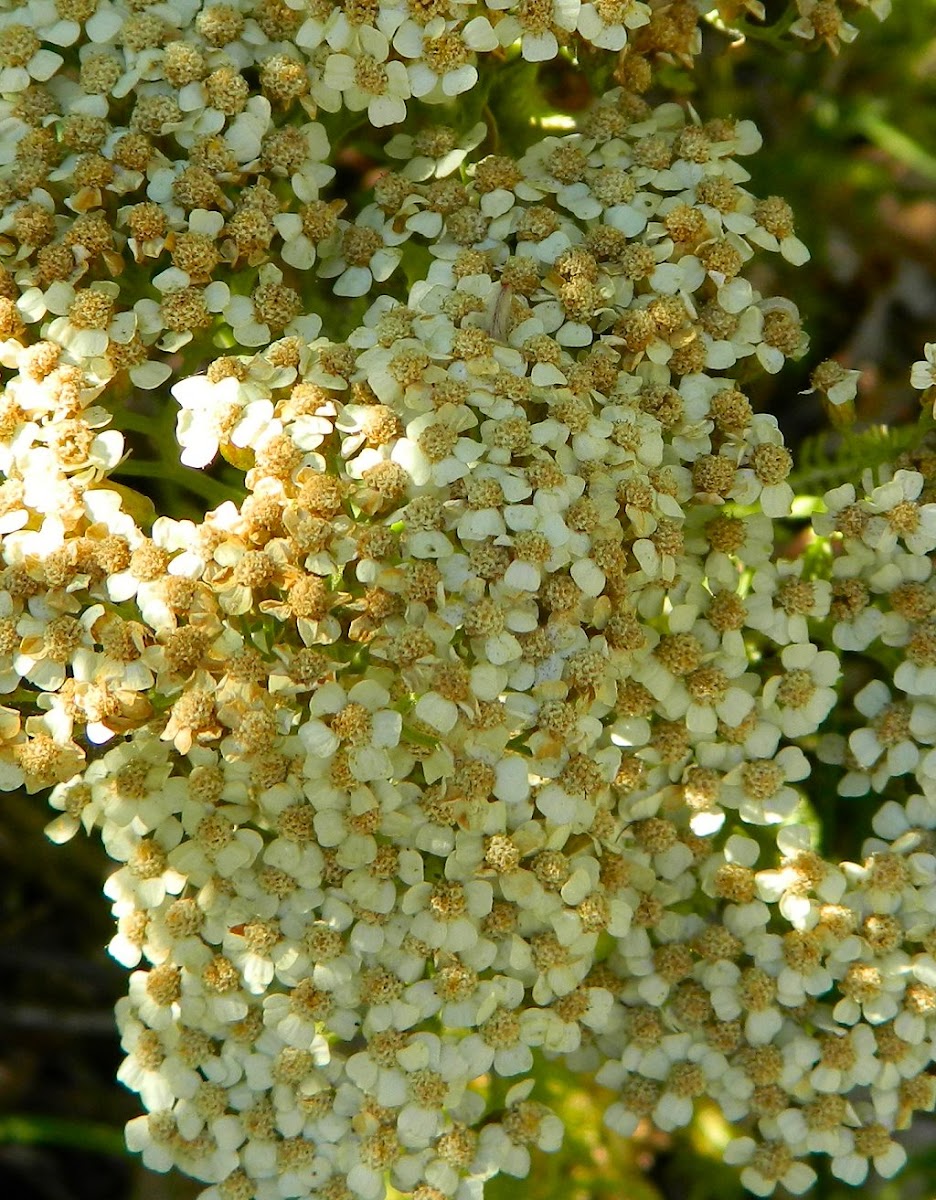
top-left (323, 27), bottom-right (411, 127)
top-left (490, 0), bottom-right (581, 61)
top-left (910, 342), bottom-right (936, 391)
top-left (0, 14), bottom-right (63, 93)
top-left (723, 1137), bottom-right (816, 1196)
top-left (830, 1126), bottom-right (907, 1185)
top-left (761, 642), bottom-right (839, 739)
top-left (577, 0), bottom-right (650, 50)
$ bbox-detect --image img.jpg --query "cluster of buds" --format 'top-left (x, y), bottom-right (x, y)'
top-left (1, 3), bottom-right (928, 1200)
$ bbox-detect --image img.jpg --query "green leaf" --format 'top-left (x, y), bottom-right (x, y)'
top-left (790, 417), bottom-right (933, 496)
top-left (0, 1114), bottom-right (127, 1157)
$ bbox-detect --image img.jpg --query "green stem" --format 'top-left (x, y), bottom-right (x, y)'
top-left (113, 459), bottom-right (242, 507)
top-left (790, 408), bottom-right (935, 495)
top-left (2, 687), bottom-right (42, 709)
top-left (0, 1114), bottom-right (127, 1157)
top-left (109, 410), bottom-right (160, 436)
top-left (402, 723), bottom-right (440, 751)
top-left (482, 102), bottom-right (500, 155)
top-left (716, 2), bottom-right (798, 49)
top-left (851, 107), bottom-right (936, 183)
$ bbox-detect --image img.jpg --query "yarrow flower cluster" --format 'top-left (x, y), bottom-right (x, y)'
top-left (0, 1), bottom-right (924, 1199)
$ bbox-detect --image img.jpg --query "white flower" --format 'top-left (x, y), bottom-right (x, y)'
top-left (805, 360), bottom-right (860, 406)
top-left (747, 927), bottom-right (833, 1008)
top-left (301, 677), bottom-right (402, 780)
top-left (848, 681), bottom-right (936, 793)
top-left (577, 0), bottom-right (650, 50)
top-left (395, 22), bottom-right (497, 102)
top-left (830, 1126), bottom-right (907, 1185)
top-left (477, 1081), bottom-right (563, 1175)
top-left (15, 600), bottom-right (99, 692)
top-left (173, 372), bottom-right (249, 468)
top-left (386, 121), bottom-right (487, 181)
top-left (862, 470), bottom-right (936, 557)
top-left (791, 0), bottom-right (858, 49)
top-left (732, 414), bottom-right (794, 516)
top-left (808, 1023), bottom-right (878, 1093)
top-left (744, 560), bottom-right (831, 645)
top-left (723, 1137), bottom-right (816, 1196)
top-left (401, 878), bottom-right (493, 953)
top-left (103, 824), bottom-right (186, 912)
top-left (323, 28), bottom-right (411, 127)
top-left (0, 15), bottom-right (63, 93)
top-left (272, 198), bottom-right (344, 271)
top-left (218, 263), bottom-right (321, 349)
top-left (167, 799), bottom-right (264, 887)
top-left (318, 210), bottom-right (406, 298)
top-left (871, 794), bottom-right (936, 848)
top-left (910, 342), bottom-right (936, 391)
top-left (721, 745), bottom-right (810, 826)
top-left (756, 824), bottom-right (847, 926)
top-left (761, 642), bottom-right (839, 739)
top-left (490, 0), bottom-right (581, 61)
top-left (260, 119), bottom-right (333, 203)
top-left (14, 0), bottom-right (85, 49)
top-left (116, 1015), bottom-right (200, 1111)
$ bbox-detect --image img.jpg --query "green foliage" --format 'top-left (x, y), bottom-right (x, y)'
top-left (791, 412), bottom-right (935, 496)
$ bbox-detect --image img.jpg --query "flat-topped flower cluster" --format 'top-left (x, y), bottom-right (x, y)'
top-left (1, 2), bottom-right (930, 1200)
